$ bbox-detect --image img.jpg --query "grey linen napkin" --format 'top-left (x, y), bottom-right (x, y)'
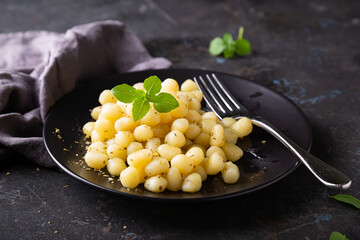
top-left (0, 20), bottom-right (171, 167)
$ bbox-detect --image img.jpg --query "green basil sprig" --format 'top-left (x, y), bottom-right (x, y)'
top-left (111, 76), bottom-right (179, 122)
top-left (209, 26), bottom-right (251, 58)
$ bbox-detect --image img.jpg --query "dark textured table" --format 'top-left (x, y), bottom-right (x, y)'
top-left (1, 1), bottom-right (359, 239)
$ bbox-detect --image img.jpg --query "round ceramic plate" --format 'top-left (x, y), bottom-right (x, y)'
top-left (43, 68), bottom-right (312, 201)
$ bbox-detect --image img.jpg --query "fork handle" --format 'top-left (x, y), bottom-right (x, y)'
top-left (246, 116), bottom-right (352, 189)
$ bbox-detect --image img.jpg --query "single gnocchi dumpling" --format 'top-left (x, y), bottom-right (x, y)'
top-left (84, 152), bottom-right (108, 170)
top-left (182, 173), bottom-right (202, 193)
top-left (144, 175), bottom-right (167, 193)
top-left (120, 167), bottom-right (140, 189)
top-left (107, 158), bottom-right (127, 176)
top-left (231, 117), bottom-right (253, 138)
top-left (222, 162), bottom-right (240, 184)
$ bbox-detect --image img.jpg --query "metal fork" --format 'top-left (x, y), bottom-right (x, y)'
top-left (194, 73), bottom-right (351, 189)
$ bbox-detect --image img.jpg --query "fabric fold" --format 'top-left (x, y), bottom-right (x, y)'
top-left (0, 20), bottom-right (171, 167)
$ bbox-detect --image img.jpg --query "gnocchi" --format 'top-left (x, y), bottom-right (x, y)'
top-left (82, 77), bottom-right (254, 193)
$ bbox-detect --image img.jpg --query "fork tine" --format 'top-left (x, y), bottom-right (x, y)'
top-left (193, 76), bottom-right (226, 119)
top-left (205, 74), bottom-right (234, 112)
top-left (198, 76), bottom-right (229, 115)
top-left (211, 73), bottom-right (242, 111)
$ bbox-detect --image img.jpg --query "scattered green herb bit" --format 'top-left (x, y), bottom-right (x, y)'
top-left (111, 75), bottom-right (179, 122)
top-left (209, 26), bottom-right (251, 58)
top-left (329, 231), bottom-right (349, 240)
top-left (329, 194), bottom-right (360, 209)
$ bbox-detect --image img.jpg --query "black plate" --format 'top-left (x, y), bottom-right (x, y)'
top-left (43, 68), bottom-right (312, 201)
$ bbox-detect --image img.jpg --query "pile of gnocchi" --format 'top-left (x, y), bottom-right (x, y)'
top-left (82, 78), bottom-right (253, 193)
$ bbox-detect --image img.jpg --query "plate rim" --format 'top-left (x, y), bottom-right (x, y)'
top-left (43, 68), bottom-right (313, 202)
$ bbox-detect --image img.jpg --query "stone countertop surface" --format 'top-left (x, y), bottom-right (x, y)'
top-left (0, 0), bottom-right (359, 239)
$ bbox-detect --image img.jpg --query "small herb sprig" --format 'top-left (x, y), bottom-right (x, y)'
top-left (329, 194), bottom-right (360, 209)
top-left (329, 231), bottom-right (349, 240)
top-left (111, 76), bottom-right (179, 122)
top-left (209, 26), bottom-right (251, 58)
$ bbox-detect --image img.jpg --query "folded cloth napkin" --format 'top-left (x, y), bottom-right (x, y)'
top-left (0, 20), bottom-right (171, 167)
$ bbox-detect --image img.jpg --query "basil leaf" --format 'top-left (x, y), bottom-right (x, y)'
top-left (329, 194), bottom-right (360, 209)
top-left (111, 84), bottom-right (137, 103)
top-left (223, 33), bottom-right (235, 58)
top-left (143, 76), bottom-right (162, 96)
top-left (235, 38), bottom-right (251, 56)
top-left (208, 27), bottom-right (251, 59)
top-left (224, 43), bottom-right (235, 58)
top-left (209, 37), bottom-right (225, 56)
top-left (223, 33), bottom-right (233, 45)
top-left (329, 231), bottom-right (349, 240)
top-left (132, 98), bottom-right (150, 122)
top-left (151, 92), bottom-right (179, 113)
top-left (134, 89), bottom-right (146, 99)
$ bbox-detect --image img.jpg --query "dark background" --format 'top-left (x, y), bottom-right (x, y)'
top-left (0, 0), bottom-right (359, 239)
